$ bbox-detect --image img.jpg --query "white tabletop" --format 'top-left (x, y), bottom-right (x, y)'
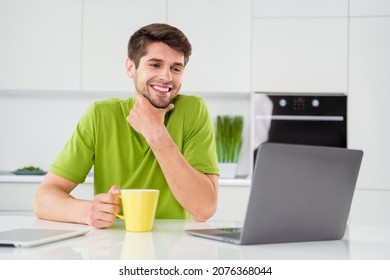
top-left (1, 215), bottom-right (390, 260)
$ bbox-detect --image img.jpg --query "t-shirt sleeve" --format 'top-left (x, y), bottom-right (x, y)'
top-left (181, 98), bottom-right (220, 175)
top-left (49, 104), bottom-right (96, 183)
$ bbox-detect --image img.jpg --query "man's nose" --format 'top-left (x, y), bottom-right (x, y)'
top-left (159, 67), bottom-right (173, 81)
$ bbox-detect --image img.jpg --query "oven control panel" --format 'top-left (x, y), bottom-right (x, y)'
top-left (270, 95), bottom-right (346, 116)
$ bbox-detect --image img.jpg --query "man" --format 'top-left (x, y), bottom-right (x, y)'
top-left (33, 23), bottom-right (220, 228)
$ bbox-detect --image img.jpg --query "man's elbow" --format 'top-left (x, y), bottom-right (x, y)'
top-left (32, 190), bottom-right (48, 220)
top-left (32, 193), bottom-right (43, 218)
top-left (192, 203), bottom-right (217, 222)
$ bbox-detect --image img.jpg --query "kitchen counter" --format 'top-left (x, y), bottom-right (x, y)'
top-left (1, 214), bottom-right (390, 260)
top-left (0, 171), bottom-right (94, 184)
top-left (0, 171), bottom-right (250, 186)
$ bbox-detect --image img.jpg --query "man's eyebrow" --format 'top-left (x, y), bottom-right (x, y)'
top-left (147, 58), bottom-right (184, 67)
top-left (147, 58), bottom-right (163, 63)
top-left (173, 62), bottom-right (185, 68)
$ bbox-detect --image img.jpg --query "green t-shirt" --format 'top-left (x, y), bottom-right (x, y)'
top-left (49, 95), bottom-right (219, 219)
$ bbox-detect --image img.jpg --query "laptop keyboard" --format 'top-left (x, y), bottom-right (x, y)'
top-left (216, 228), bottom-right (242, 239)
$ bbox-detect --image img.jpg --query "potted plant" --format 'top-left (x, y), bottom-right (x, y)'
top-left (215, 115), bottom-right (244, 178)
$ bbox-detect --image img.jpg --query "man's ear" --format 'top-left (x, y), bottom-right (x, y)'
top-left (126, 58), bottom-right (135, 78)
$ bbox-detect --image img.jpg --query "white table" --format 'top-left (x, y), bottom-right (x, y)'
top-left (1, 214), bottom-right (390, 260)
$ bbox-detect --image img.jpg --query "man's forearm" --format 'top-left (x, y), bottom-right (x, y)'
top-left (148, 128), bottom-right (218, 221)
top-left (34, 189), bottom-right (92, 224)
top-left (33, 174), bottom-right (92, 225)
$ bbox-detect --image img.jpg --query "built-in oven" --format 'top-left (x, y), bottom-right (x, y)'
top-left (253, 93), bottom-right (347, 160)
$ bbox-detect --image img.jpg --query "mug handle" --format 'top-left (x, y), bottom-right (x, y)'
top-left (115, 194), bottom-right (124, 220)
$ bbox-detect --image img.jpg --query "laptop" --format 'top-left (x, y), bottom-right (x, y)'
top-left (0, 228), bottom-right (89, 248)
top-left (186, 143), bottom-right (363, 245)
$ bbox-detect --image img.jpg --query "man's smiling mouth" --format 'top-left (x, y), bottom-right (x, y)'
top-left (151, 84), bottom-right (172, 94)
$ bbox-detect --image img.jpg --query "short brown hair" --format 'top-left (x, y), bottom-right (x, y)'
top-left (128, 23), bottom-right (192, 68)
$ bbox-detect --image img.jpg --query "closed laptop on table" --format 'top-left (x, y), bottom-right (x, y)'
top-left (0, 228), bottom-right (89, 248)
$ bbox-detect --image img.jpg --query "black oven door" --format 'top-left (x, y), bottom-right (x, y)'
top-left (268, 116), bottom-right (347, 148)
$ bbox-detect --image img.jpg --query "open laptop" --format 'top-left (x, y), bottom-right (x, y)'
top-left (186, 143), bottom-right (363, 245)
top-left (0, 228), bottom-right (89, 248)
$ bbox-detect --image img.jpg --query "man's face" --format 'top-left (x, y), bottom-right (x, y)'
top-left (126, 42), bottom-right (185, 108)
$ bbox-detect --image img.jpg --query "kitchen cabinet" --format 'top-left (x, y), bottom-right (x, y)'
top-left (83, 0), bottom-right (252, 93)
top-left (251, 0), bottom-right (348, 93)
top-left (348, 17), bottom-right (390, 191)
top-left (253, 0), bottom-right (348, 17)
top-left (167, 0), bottom-right (251, 93)
top-left (0, 183), bottom-right (39, 211)
top-left (349, 189), bottom-right (390, 226)
top-left (0, 0), bottom-right (251, 94)
top-left (350, 0), bottom-right (390, 16)
top-left (0, 179), bottom-right (93, 211)
top-left (347, 1), bottom-right (390, 226)
top-left (0, 182), bottom-right (90, 211)
top-left (212, 185), bottom-right (250, 222)
top-left (81, 0), bottom-right (166, 92)
top-left (0, 0), bottom-right (82, 91)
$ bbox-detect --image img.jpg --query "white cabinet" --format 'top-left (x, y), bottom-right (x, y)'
top-left (350, 189), bottom-right (390, 226)
top-left (253, 0), bottom-right (348, 17)
top-left (0, 179), bottom-right (250, 222)
top-left (0, 183), bottom-right (39, 211)
top-left (251, 0), bottom-right (348, 93)
top-left (0, 0), bottom-right (82, 91)
top-left (82, 0), bottom-right (252, 94)
top-left (0, 181), bottom-right (93, 211)
top-left (348, 17), bottom-right (390, 191)
top-left (211, 185), bottom-right (250, 222)
top-left (81, 0), bottom-right (166, 92)
top-left (0, 0), bottom-right (251, 94)
top-left (346, 2), bottom-right (390, 225)
top-left (167, 0), bottom-right (252, 93)
top-left (350, 0), bottom-right (390, 16)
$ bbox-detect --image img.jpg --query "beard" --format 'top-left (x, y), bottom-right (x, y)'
top-left (136, 81), bottom-right (180, 109)
top-left (143, 91), bottom-right (177, 109)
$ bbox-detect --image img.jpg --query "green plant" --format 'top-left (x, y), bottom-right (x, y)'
top-left (15, 166), bottom-right (43, 172)
top-left (215, 115), bottom-right (244, 163)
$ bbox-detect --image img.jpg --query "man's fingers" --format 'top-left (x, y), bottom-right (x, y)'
top-left (135, 92), bottom-right (147, 103)
top-left (93, 185), bottom-right (121, 208)
top-left (166, 103), bottom-right (174, 112)
top-left (87, 211), bottom-right (117, 229)
top-left (109, 185), bottom-right (121, 195)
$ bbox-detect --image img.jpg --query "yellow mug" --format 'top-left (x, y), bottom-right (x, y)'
top-left (116, 189), bottom-right (160, 232)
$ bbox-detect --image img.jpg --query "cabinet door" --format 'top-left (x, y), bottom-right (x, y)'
top-left (0, 0), bottom-right (82, 91)
top-left (81, 0), bottom-right (166, 92)
top-left (0, 182), bottom-right (93, 211)
top-left (0, 183), bottom-right (39, 211)
top-left (167, 0), bottom-right (251, 93)
top-left (348, 17), bottom-right (390, 191)
top-left (350, 189), bottom-right (390, 226)
top-left (211, 185), bottom-right (250, 221)
top-left (252, 17), bottom-right (348, 93)
top-left (350, 0), bottom-right (390, 16)
top-left (253, 0), bottom-right (348, 17)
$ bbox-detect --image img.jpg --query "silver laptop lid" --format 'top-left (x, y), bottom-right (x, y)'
top-left (0, 228), bottom-right (89, 248)
top-left (240, 143), bottom-right (363, 245)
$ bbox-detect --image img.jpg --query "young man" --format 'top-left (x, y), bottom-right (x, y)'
top-left (33, 23), bottom-right (219, 228)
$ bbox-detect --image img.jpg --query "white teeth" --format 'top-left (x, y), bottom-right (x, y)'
top-left (153, 85), bottom-right (170, 92)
